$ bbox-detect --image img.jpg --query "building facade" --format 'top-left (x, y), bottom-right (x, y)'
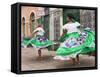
top-left (21, 7), bottom-right (95, 50)
top-left (49, 8), bottom-right (63, 41)
top-left (21, 6), bottom-right (45, 37)
top-left (80, 10), bottom-right (95, 31)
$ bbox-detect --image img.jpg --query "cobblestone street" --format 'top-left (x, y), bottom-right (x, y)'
top-left (21, 48), bottom-right (95, 71)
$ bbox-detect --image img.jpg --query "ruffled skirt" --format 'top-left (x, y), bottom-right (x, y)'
top-left (22, 36), bottom-right (55, 49)
top-left (54, 30), bottom-right (95, 60)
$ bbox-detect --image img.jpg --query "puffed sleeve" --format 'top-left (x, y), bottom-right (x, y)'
top-left (75, 22), bottom-right (81, 27)
top-left (40, 28), bottom-right (45, 33)
top-left (33, 28), bottom-right (38, 33)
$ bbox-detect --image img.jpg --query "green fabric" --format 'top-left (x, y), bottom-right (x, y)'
top-left (80, 47), bottom-right (95, 54)
top-left (80, 30), bottom-right (95, 54)
top-left (56, 30), bottom-right (95, 56)
top-left (22, 37), bottom-right (55, 47)
top-left (22, 37), bottom-right (30, 45)
top-left (31, 38), bottom-right (55, 47)
top-left (59, 32), bottom-right (79, 42)
top-left (56, 46), bottom-right (83, 56)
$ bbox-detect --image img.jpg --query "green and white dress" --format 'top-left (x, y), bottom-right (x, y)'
top-left (54, 22), bottom-right (95, 60)
top-left (22, 27), bottom-right (55, 49)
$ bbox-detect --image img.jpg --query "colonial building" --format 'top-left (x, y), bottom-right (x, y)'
top-left (21, 7), bottom-right (95, 51)
top-left (21, 7), bottom-right (63, 41)
top-left (21, 6), bottom-right (45, 37)
top-left (49, 8), bottom-right (63, 41)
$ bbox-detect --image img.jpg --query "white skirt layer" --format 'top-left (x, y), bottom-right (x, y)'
top-left (54, 50), bottom-right (81, 60)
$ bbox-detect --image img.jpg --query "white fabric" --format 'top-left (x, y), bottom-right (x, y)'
top-left (33, 27), bottom-right (45, 36)
top-left (54, 50), bottom-right (81, 60)
top-left (53, 56), bottom-right (71, 60)
top-left (60, 37), bottom-right (78, 48)
top-left (63, 22), bottom-right (80, 34)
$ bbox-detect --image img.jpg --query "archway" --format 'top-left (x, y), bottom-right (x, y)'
top-left (22, 17), bottom-right (25, 37)
top-left (30, 12), bottom-right (35, 33)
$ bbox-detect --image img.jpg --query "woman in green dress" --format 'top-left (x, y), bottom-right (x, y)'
top-left (22, 24), bottom-right (55, 58)
top-left (54, 14), bottom-right (95, 64)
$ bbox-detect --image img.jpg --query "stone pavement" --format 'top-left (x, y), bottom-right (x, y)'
top-left (21, 48), bottom-right (95, 71)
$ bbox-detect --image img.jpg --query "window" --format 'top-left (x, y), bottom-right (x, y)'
top-left (30, 12), bottom-right (35, 33)
top-left (22, 17), bottom-right (25, 37)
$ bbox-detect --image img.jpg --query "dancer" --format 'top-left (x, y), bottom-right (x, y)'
top-left (54, 13), bottom-right (95, 64)
top-left (22, 24), bottom-right (55, 58)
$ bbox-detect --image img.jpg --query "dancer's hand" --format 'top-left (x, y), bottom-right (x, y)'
top-left (63, 29), bottom-right (67, 33)
top-left (60, 33), bottom-right (64, 37)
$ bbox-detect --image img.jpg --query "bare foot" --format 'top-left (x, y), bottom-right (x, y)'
top-left (71, 58), bottom-right (76, 65)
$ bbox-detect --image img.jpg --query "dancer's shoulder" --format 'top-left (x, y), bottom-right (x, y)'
top-left (74, 22), bottom-right (81, 27)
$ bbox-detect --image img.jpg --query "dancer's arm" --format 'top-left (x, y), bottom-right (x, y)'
top-left (61, 29), bottom-right (67, 36)
top-left (32, 30), bottom-right (38, 35)
top-left (29, 29), bottom-right (39, 39)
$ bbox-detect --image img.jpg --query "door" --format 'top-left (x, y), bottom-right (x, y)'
top-left (30, 12), bottom-right (35, 34)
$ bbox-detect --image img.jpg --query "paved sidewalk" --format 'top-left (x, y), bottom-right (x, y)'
top-left (21, 48), bottom-right (95, 71)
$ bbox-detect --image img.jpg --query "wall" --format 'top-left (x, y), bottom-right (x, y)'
top-left (21, 6), bottom-right (44, 37)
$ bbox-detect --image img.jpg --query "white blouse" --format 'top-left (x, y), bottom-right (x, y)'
top-left (33, 27), bottom-right (45, 36)
top-left (63, 22), bottom-right (81, 34)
